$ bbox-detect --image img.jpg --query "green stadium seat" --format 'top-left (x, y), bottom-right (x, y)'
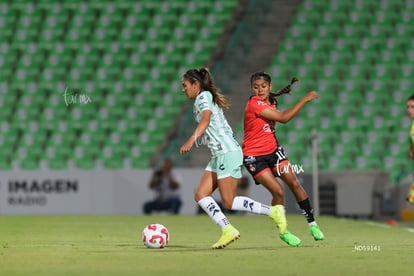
top-left (103, 157), bottom-right (124, 170)
top-left (0, 134), bottom-right (14, 153)
top-left (47, 156), bottom-right (68, 170)
top-left (328, 155), bottom-right (353, 171)
top-left (131, 157), bottom-right (149, 169)
top-left (333, 36), bottom-right (360, 52)
top-left (20, 156), bottom-right (40, 170)
top-left (74, 156), bottom-right (95, 169)
top-left (0, 158), bottom-right (12, 170)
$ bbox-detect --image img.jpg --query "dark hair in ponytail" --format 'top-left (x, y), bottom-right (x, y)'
top-left (183, 68), bottom-right (230, 109)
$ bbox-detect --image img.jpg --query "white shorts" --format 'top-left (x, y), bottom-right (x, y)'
top-left (205, 149), bottom-right (243, 179)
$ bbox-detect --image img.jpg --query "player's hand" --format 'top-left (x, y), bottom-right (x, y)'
top-left (303, 91), bottom-right (318, 102)
top-left (409, 148), bottom-right (414, 158)
top-left (180, 138), bottom-right (194, 154)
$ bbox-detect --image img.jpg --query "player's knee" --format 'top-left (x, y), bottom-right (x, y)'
top-left (194, 193), bottom-right (201, 202)
top-left (271, 188), bottom-right (284, 200)
top-left (277, 189), bottom-right (284, 198)
top-left (194, 191), bottom-right (208, 202)
top-left (288, 179), bottom-right (302, 191)
top-left (221, 198), bottom-right (233, 209)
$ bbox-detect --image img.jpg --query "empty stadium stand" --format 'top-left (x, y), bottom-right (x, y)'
top-left (0, 0), bottom-right (239, 170)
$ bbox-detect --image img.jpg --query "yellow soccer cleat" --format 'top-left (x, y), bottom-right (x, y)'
top-left (407, 195), bottom-right (414, 205)
top-left (407, 182), bottom-right (414, 205)
top-left (212, 225), bottom-right (240, 249)
top-left (269, 205), bottom-right (287, 235)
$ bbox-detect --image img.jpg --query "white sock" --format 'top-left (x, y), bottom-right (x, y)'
top-left (231, 196), bottom-right (271, 216)
top-left (198, 196), bottom-right (230, 229)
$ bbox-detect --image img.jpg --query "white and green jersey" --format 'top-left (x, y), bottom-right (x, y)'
top-left (193, 91), bottom-right (240, 157)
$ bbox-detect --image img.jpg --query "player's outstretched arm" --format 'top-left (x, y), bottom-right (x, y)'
top-left (260, 91), bottom-right (318, 124)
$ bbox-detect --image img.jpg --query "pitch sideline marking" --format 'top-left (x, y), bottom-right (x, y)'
top-left (365, 221), bottom-right (414, 233)
top-left (365, 221), bottom-right (391, 228)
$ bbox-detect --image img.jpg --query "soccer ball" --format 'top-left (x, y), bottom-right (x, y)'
top-left (142, 223), bottom-right (169, 249)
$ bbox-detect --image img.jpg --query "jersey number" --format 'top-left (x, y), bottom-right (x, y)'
top-left (275, 148), bottom-right (287, 160)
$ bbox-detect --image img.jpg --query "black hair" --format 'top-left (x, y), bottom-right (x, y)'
top-left (250, 72), bottom-right (298, 107)
top-left (250, 71), bottom-right (272, 85)
top-left (249, 71), bottom-right (278, 105)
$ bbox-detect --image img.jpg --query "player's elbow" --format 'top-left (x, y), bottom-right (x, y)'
top-left (280, 112), bottom-right (297, 123)
top-left (278, 116), bottom-right (291, 124)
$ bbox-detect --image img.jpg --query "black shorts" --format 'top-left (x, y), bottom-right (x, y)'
top-left (243, 146), bottom-right (289, 181)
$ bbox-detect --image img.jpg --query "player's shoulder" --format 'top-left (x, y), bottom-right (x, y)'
top-left (249, 95), bottom-right (268, 106)
top-left (249, 95), bottom-right (262, 101)
top-left (197, 90), bottom-right (212, 101)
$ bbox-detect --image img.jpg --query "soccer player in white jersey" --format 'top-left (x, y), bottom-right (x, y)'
top-left (179, 68), bottom-right (301, 248)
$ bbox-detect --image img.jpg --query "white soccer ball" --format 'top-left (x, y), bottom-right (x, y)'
top-left (142, 223), bottom-right (170, 249)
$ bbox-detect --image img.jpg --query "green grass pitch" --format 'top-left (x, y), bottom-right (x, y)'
top-left (0, 214), bottom-right (413, 275)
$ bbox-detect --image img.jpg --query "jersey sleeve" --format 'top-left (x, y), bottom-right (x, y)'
top-left (196, 91), bottom-right (213, 112)
top-left (249, 96), bottom-right (272, 116)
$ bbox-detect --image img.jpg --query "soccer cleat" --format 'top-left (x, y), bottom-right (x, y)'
top-left (407, 183), bottom-right (414, 204)
top-left (310, 225), bottom-right (324, 241)
top-left (212, 225), bottom-right (240, 249)
top-left (279, 230), bottom-right (301, 247)
top-left (269, 205), bottom-right (287, 234)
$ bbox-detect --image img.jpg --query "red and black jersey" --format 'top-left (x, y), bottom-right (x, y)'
top-left (242, 96), bottom-right (279, 156)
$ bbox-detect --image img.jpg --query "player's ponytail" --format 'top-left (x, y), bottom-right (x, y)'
top-left (184, 68), bottom-right (230, 109)
top-left (270, 77), bottom-right (299, 98)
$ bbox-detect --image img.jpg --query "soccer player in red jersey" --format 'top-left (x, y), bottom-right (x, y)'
top-left (242, 71), bottom-right (324, 241)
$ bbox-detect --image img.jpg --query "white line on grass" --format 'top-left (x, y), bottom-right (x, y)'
top-left (404, 227), bottom-right (414, 233)
top-left (365, 221), bottom-right (392, 228)
top-left (365, 221), bottom-right (414, 233)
